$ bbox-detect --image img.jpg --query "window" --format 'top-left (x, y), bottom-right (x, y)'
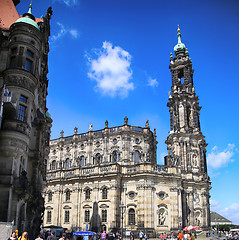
top-left (19, 156), bottom-right (25, 175)
top-left (65, 158), bottom-right (71, 169)
top-left (65, 190), bottom-right (70, 201)
top-left (64, 210), bottom-right (70, 223)
top-left (95, 153), bottom-right (101, 164)
top-left (25, 58), bottom-right (32, 72)
top-left (102, 188), bottom-right (107, 199)
top-left (10, 56), bottom-right (16, 68)
top-left (17, 95), bottom-right (28, 122)
top-left (133, 150), bottom-right (140, 163)
top-left (80, 156), bottom-right (85, 167)
top-left (85, 210), bottom-right (90, 222)
top-left (52, 160), bottom-right (56, 170)
top-left (46, 211), bottom-right (52, 223)
top-left (26, 50), bottom-right (34, 58)
top-left (128, 209), bottom-right (135, 225)
top-left (48, 192), bottom-right (52, 202)
top-left (24, 50), bottom-right (34, 73)
top-left (85, 189), bottom-right (91, 200)
top-left (112, 150), bottom-right (118, 162)
top-left (102, 209), bottom-right (107, 223)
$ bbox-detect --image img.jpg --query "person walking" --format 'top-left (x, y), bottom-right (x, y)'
top-left (47, 231), bottom-right (57, 240)
top-left (139, 231), bottom-right (144, 240)
top-left (8, 232), bottom-right (17, 240)
top-left (18, 232), bottom-right (29, 240)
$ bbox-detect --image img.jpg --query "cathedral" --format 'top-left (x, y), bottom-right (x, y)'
top-left (43, 26), bottom-right (211, 234)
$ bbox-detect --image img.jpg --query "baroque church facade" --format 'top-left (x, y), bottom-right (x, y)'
top-left (43, 27), bottom-right (211, 234)
top-left (0, 1), bottom-right (52, 238)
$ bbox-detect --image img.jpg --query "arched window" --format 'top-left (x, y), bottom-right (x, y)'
top-left (85, 189), bottom-right (91, 200)
top-left (128, 208), bottom-right (135, 225)
top-left (48, 191), bottom-right (53, 202)
top-left (80, 156), bottom-right (85, 167)
top-left (65, 190), bottom-right (70, 201)
top-left (102, 187), bottom-right (107, 199)
top-left (133, 150), bottom-right (140, 163)
top-left (102, 209), bottom-right (107, 222)
top-left (52, 160), bottom-right (56, 170)
top-left (112, 150), bottom-right (118, 162)
top-left (65, 158), bottom-right (71, 169)
top-left (95, 153), bottom-right (102, 164)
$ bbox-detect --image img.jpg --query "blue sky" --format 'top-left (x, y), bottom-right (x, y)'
top-left (17, 0), bottom-right (239, 224)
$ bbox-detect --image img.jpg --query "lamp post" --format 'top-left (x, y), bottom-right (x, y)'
top-left (119, 203), bottom-right (126, 240)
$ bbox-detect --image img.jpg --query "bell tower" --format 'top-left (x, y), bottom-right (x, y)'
top-left (165, 26), bottom-right (208, 174)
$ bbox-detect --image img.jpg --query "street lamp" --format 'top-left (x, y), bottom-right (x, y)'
top-left (119, 203), bottom-right (126, 240)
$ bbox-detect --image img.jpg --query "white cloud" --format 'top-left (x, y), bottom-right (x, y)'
top-left (50, 22), bottom-right (79, 43)
top-left (221, 203), bottom-right (239, 224)
top-left (87, 41), bottom-right (134, 98)
top-left (207, 144), bottom-right (236, 169)
top-left (69, 29), bottom-right (78, 38)
top-left (54, 0), bottom-right (78, 7)
top-left (147, 77), bottom-right (158, 87)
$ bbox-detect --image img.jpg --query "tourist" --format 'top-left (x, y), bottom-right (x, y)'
top-left (59, 233), bottom-right (68, 240)
top-left (35, 234), bottom-right (43, 240)
top-left (189, 233), bottom-right (195, 240)
top-left (47, 231), bottom-right (57, 240)
top-left (8, 232), bottom-right (17, 240)
top-left (130, 232), bottom-right (134, 240)
top-left (18, 232), bottom-right (29, 240)
top-left (139, 231), bottom-right (144, 240)
top-left (101, 231), bottom-right (107, 240)
top-left (178, 231), bottom-right (183, 240)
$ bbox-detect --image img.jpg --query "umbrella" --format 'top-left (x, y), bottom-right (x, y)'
top-left (183, 226), bottom-right (200, 231)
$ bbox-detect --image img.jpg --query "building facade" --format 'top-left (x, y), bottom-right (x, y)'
top-left (43, 27), bottom-right (211, 234)
top-left (0, 1), bottom-right (52, 237)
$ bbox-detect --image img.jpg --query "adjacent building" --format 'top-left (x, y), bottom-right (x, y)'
top-left (43, 27), bottom-right (211, 234)
top-left (0, 1), bottom-right (52, 237)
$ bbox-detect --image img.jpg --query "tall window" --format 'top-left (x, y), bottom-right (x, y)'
top-left (128, 208), bottom-right (135, 225)
top-left (95, 153), bottom-right (101, 164)
top-left (51, 160), bottom-right (56, 170)
top-left (17, 95), bottom-right (28, 122)
top-left (9, 47), bottom-right (17, 68)
top-left (65, 158), bottom-right (71, 169)
top-left (102, 209), bottom-right (107, 222)
top-left (80, 156), bottom-right (85, 167)
top-left (48, 192), bottom-right (52, 202)
top-left (64, 210), bottom-right (70, 223)
top-left (102, 187), bottom-right (107, 199)
top-left (19, 156), bottom-right (25, 175)
top-left (46, 211), bottom-right (52, 223)
top-left (85, 210), bottom-right (90, 222)
top-left (65, 190), bottom-right (70, 201)
top-left (133, 150), bottom-right (140, 163)
top-left (85, 189), bottom-right (91, 200)
top-left (24, 50), bottom-right (34, 73)
top-left (112, 150), bottom-right (118, 162)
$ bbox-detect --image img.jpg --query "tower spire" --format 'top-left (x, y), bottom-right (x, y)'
top-left (28, 2), bottom-right (32, 14)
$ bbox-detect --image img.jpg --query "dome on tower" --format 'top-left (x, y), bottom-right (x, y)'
top-left (173, 25), bottom-right (186, 54)
top-left (15, 3), bottom-right (40, 30)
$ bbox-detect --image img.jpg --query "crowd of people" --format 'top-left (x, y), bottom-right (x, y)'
top-left (9, 228), bottom-right (239, 240)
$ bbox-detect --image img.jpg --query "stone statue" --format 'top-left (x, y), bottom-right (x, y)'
top-left (124, 116), bottom-right (128, 125)
top-left (105, 120), bottom-right (108, 128)
top-left (145, 120), bottom-right (149, 128)
top-left (89, 124), bottom-right (93, 131)
top-left (60, 130), bottom-right (64, 137)
top-left (74, 127), bottom-right (78, 134)
top-left (159, 210), bottom-right (166, 225)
